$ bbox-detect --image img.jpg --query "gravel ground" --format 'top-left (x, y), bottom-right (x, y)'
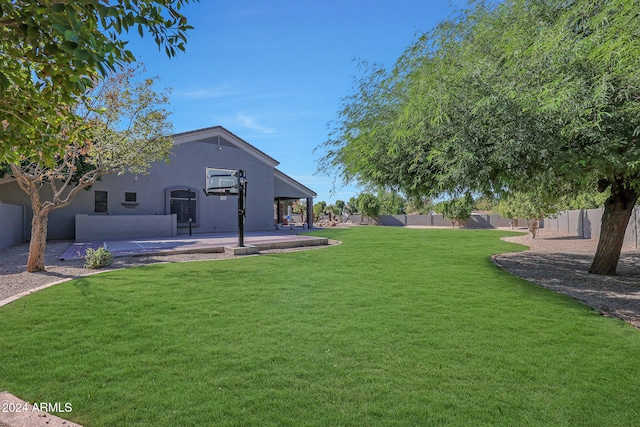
top-left (494, 230), bottom-right (640, 329)
top-left (0, 241), bottom-right (230, 304)
top-left (1, 232), bottom-right (639, 329)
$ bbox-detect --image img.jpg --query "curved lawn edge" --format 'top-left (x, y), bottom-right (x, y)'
top-left (2, 227), bottom-right (639, 427)
top-left (489, 234), bottom-right (602, 317)
top-left (0, 239), bottom-right (342, 308)
top-left (0, 277), bottom-right (78, 308)
top-left (490, 233), bottom-right (640, 330)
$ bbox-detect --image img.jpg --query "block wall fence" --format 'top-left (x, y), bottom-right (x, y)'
top-left (0, 202), bottom-right (26, 249)
top-left (346, 213), bottom-right (521, 229)
top-left (542, 207), bottom-right (640, 250)
top-left (342, 209), bottom-right (640, 250)
top-left (4, 202), bottom-right (639, 250)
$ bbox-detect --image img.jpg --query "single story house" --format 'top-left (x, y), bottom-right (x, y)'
top-left (0, 126), bottom-right (316, 244)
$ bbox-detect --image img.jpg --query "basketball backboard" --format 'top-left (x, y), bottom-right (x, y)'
top-left (205, 168), bottom-right (239, 195)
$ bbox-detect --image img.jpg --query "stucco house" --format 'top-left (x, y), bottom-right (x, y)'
top-left (0, 126), bottom-right (316, 245)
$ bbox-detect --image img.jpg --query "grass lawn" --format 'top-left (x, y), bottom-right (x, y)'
top-left (1, 227), bottom-right (639, 426)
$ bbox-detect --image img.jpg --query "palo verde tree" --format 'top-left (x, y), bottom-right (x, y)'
top-left (0, 0), bottom-right (197, 164)
top-left (319, 0), bottom-right (640, 275)
top-left (2, 67), bottom-right (174, 272)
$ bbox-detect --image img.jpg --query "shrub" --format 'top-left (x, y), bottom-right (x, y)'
top-left (84, 245), bottom-right (114, 269)
top-left (357, 193), bottom-right (381, 223)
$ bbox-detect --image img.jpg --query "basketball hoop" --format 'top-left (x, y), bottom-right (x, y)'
top-left (204, 168), bottom-right (239, 196)
top-left (204, 168), bottom-right (248, 247)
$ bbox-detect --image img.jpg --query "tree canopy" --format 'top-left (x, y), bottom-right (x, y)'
top-left (357, 193), bottom-right (381, 223)
top-left (3, 66), bottom-right (174, 272)
top-left (434, 194), bottom-right (474, 227)
top-left (318, 0), bottom-right (640, 275)
top-left (0, 0), bottom-right (197, 163)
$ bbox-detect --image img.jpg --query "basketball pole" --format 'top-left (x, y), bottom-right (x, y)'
top-left (204, 168), bottom-right (247, 248)
top-left (237, 170), bottom-right (246, 247)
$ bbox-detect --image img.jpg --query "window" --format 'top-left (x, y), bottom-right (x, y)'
top-left (95, 191), bottom-right (108, 213)
top-left (122, 192), bottom-right (138, 209)
top-left (169, 189), bottom-right (197, 225)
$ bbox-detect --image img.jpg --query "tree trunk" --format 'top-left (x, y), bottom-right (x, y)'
top-left (27, 209), bottom-right (49, 272)
top-left (528, 217), bottom-right (539, 239)
top-left (589, 181), bottom-right (638, 276)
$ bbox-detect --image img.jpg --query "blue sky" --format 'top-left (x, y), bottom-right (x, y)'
top-left (126, 1), bottom-right (463, 204)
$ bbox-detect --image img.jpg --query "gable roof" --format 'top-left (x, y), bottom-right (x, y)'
top-left (274, 168), bottom-right (317, 199)
top-left (173, 126), bottom-right (279, 168)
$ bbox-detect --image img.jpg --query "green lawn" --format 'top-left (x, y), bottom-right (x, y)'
top-left (1, 227), bottom-right (639, 426)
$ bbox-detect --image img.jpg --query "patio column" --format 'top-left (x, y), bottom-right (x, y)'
top-left (276, 199), bottom-right (283, 224)
top-left (306, 197), bottom-right (314, 228)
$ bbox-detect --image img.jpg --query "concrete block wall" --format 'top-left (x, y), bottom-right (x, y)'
top-left (541, 207), bottom-right (640, 249)
top-left (0, 202), bottom-right (26, 249)
top-left (348, 213), bottom-right (523, 229)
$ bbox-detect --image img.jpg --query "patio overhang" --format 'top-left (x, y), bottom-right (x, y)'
top-left (274, 169), bottom-right (316, 227)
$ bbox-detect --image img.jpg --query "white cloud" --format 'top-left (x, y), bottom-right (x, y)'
top-left (208, 111), bottom-right (277, 136)
top-left (235, 113), bottom-right (276, 135)
top-left (173, 82), bottom-right (248, 100)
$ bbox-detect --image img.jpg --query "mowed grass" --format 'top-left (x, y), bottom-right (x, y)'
top-left (1, 227), bottom-right (639, 426)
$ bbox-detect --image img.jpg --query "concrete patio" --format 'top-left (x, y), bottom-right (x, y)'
top-left (60, 230), bottom-right (328, 260)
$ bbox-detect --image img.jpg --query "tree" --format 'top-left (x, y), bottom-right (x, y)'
top-left (324, 204), bottom-right (340, 221)
top-left (406, 195), bottom-right (433, 215)
top-left (434, 194), bottom-right (474, 228)
top-left (495, 191), bottom-right (560, 238)
top-left (2, 67), bottom-right (174, 272)
top-left (378, 189), bottom-right (406, 215)
top-left (474, 195), bottom-right (497, 213)
top-left (357, 193), bottom-right (380, 224)
top-left (291, 199), bottom-right (306, 223)
top-left (560, 190), bottom-right (608, 211)
top-left (318, 0), bottom-right (640, 275)
top-left (313, 201), bottom-right (326, 221)
top-left (0, 0), bottom-right (197, 164)
top-left (347, 196), bottom-right (359, 213)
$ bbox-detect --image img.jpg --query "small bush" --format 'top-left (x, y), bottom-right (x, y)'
top-left (84, 245), bottom-right (114, 269)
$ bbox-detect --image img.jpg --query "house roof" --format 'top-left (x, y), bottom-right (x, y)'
top-left (274, 168), bottom-right (317, 199)
top-left (0, 126), bottom-right (317, 200)
top-left (173, 126), bottom-right (279, 168)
